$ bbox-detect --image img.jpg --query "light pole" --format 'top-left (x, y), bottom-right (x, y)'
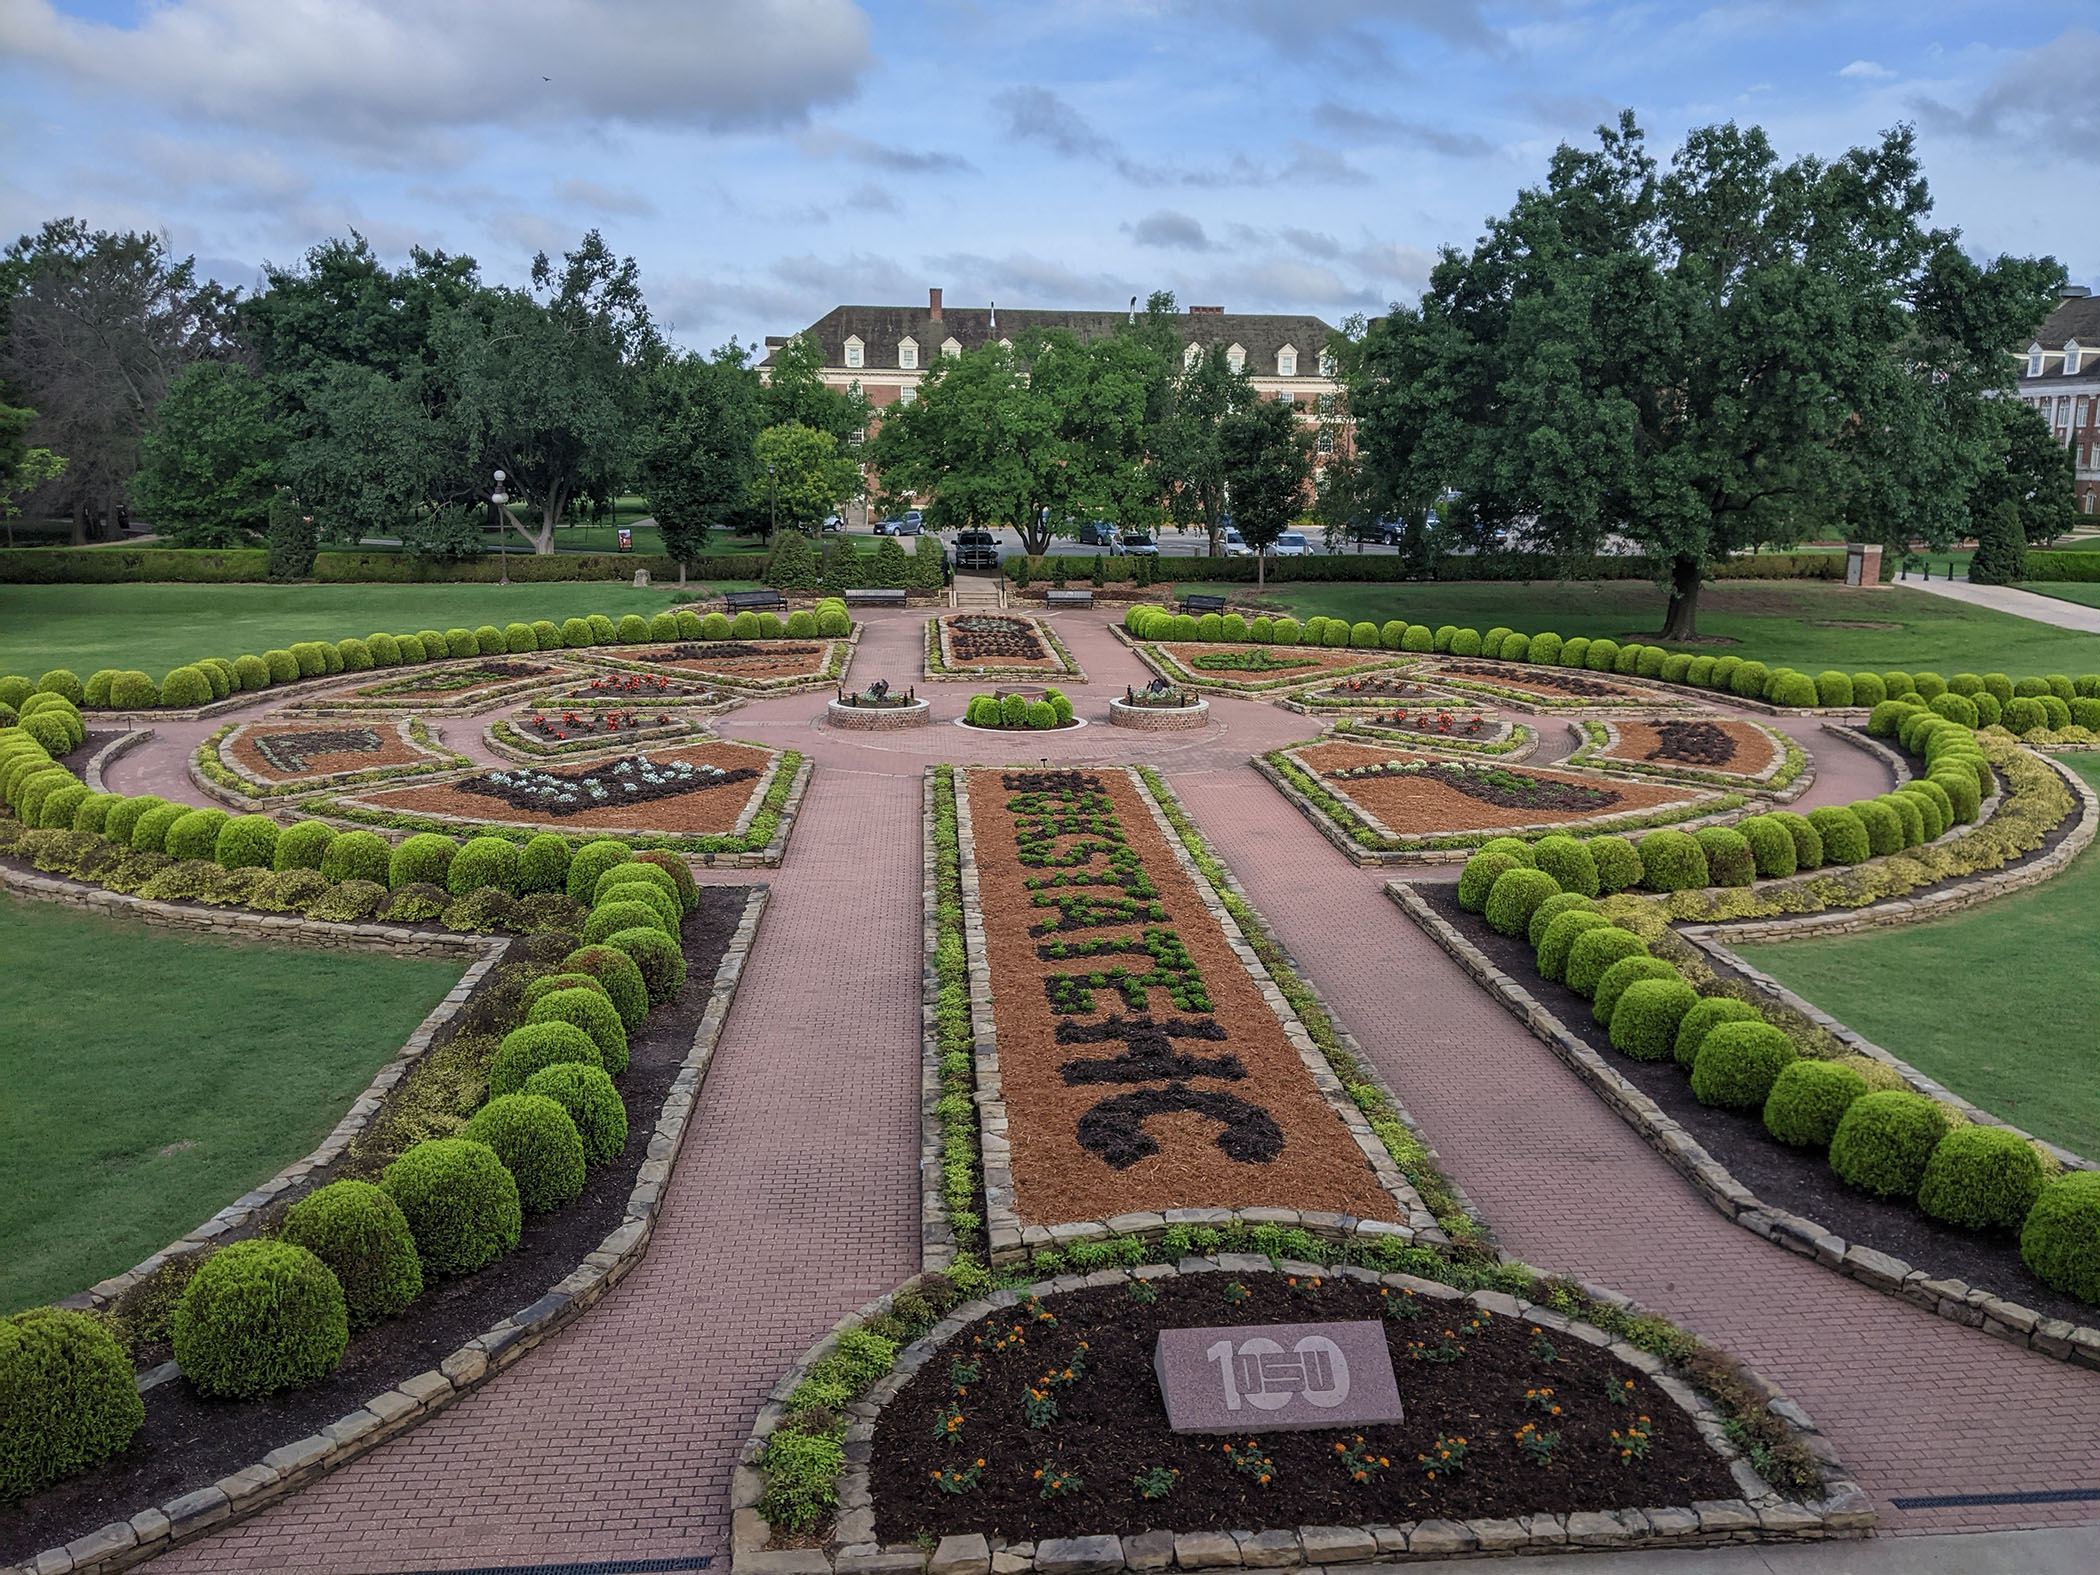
top-left (767, 462), bottom-right (778, 544)
top-left (491, 470), bottom-right (509, 586)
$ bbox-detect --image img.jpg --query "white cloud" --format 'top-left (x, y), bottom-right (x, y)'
top-left (553, 179), bottom-right (657, 218)
top-left (797, 126), bottom-right (974, 174)
top-left (1128, 211), bottom-right (1212, 250)
top-left (0, 0), bottom-right (872, 155)
top-left (1839, 60), bottom-right (1893, 79)
top-left (1916, 27), bottom-right (2100, 147)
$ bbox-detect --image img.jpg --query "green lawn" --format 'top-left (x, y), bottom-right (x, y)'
top-left (0, 580), bottom-right (757, 680)
top-left (1734, 754), bottom-right (2100, 1160)
top-left (2024, 583), bottom-right (2100, 612)
top-left (1173, 579), bottom-right (2100, 676)
top-left (0, 897), bottom-right (463, 1312)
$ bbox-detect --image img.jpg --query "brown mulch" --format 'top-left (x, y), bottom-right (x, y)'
top-left (869, 1275), bottom-right (1734, 1542)
top-left (967, 767), bottom-right (1399, 1225)
top-left (942, 615), bottom-right (1063, 671)
top-left (228, 721), bottom-right (437, 783)
top-left (1159, 643), bottom-right (1395, 679)
top-left (353, 741), bottom-right (775, 833)
top-left (1605, 720), bottom-right (1778, 778)
top-left (605, 641), bottom-right (835, 682)
top-left (1434, 665), bottom-right (1637, 700)
top-left (1294, 743), bottom-right (1698, 834)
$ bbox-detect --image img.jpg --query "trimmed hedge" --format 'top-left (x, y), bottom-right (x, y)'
top-left (605, 925), bottom-right (686, 1004)
top-left (523, 1062), bottom-right (628, 1166)
top-left (1588, 835), bottom-right (1643, 894)
top-left (1483, 867), bottom-right (1561, 937)
top-left (1762, 1059), bottom-right (1869, 1148)
top-left (461, 1093), bottom-right (587, 1214)
top-left (600, 877), bottom-right (680, 932)
top-left (633, 849), bottom-right (700, 913)
top-left (215, 813), bottom-right (279, 870)
top-left (518, 832), bottom-right (573, 894)
top-left (1456, 850), bottom-right (1524, 913)
top-left (1526, 891), bottom-right (1595, 949)
top-left (1591, 956), bottom-right (1681, 1028)
top-left (388, 831), bottom-right (457, 889)
top-left (279, 1179), bottom-right (424, 1330)
top-left (273, 818), bottom-right (337, 871)
top-left (170, 1239), bottom-right (349, 1398)
top-left (0, 1307), bottom-right (145, 1499)
top-left (561, 945), bottom-right (650, 1031)
top-left (1692, 826), bottom-right (1754, 887)
top-left (594, 859), bottom-right (678, 906)
top-left (1529, 835), bottom-right (1600, 898)
top-left (583, 897), bottom-right (671, 946)
top-left (1607, 977), bottom-right (1699, 1061)
top-left (1673, 996), bottom-right (1763, 1068)
top-left (1917, 1125), bottom-right (2046, 1232)
top-left (448, 835), bottom-right (521, 897)
top-left (1689, 1021), bottom-right (1798, 1110)
top-left (566, 837), bottom-right (634, 904)
top-left (1536, 909), bottom-right (1614, 983)
top-left (1563, 927), bottom-right (1648, 999)
top-left (1829, 1091), bottom-right (1951, 1199)
top-left (2020, 1172), bottom-right (2100, 1303)
top-left (488, 1021), bottom-right (603, 1098)
top-left (1734, 815), bottom-right (1798, 879)
top-left (1806, 806), bottom-right (1870, 865)
top-left (380, 1138), bottom-right (522, 1276)
top-left (321, 828), bottom-right (393, 885)
top-left (1633, 829), bottom-right (1707, 892)
top-left (526, 986), bottom-right (630, 1076)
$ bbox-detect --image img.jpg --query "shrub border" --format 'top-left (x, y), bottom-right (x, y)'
top-left (922, 613), bottom-right (1086, 685)
top-left (575, 631), bottom-right (858, 696)
top-left (1323, 714), bottom-right (1537, 760)
top-left (728, 1260), bottom-right (1871, 1575)
top-left (1566, 719), bottom-right (1809, 798)
top-left (194, 717), bottom-right (471, 801)
top-left (1121, 632), bottom-right (1406, 695)
top-left (15, 885), bottom-right (772, 1575)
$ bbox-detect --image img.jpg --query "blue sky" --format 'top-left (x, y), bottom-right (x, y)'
top-left (2, 1), bottom-right (2093, 352)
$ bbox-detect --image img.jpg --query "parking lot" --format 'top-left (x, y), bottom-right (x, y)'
top-left (844, 519), bottom-right (1403, 561)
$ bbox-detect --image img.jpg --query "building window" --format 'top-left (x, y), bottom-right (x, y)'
top-left (843, 336), bottom-right (863, 369)
top-left (1183, 343), bottom-right (1201, 371)
top-left (1319, 350), bottom-right (1337, 378)
top-left (2078, 397), bottom-right (2091, 428)
top-left (898, 338), bottom-right (918, 370)
top-left (898, 384), bottom-right (916, 405)
top-left (1317, 392), bottom-right (1337, 415)
top-left (2067, 341), bottom-right (2083, 377)
top-left (1316, 431), bottom-right (1334, 455)
top-left (2028, 345), bottom-right (2046, 378)
top-left (2061, 396), bottom-right (2074, 426)
top-left (1277, 346), bottom-right (1297, 377)
top-left (1226, 343), bottom-right (1245, 374)
top-left (942, 337), bottom-right (962, 359)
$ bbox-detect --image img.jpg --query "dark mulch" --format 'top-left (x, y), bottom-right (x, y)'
top-left (58, 729), bottom-right (125, 771)
top-left (455, 756), bottom-right (760, 817)
top-left (1417, 883), bottom-right (2096, 1329)
top-left (0, 888), bottom-right (750, 1564)
top-left (870, 1276), bottom-right (1735, 1543)
top-left (1443, 664), bottom-right (1628, 699)
top-left (1333, 762), bottom-right (1620, 815)
top-left (1645, 721), bottom-right (1739, 768)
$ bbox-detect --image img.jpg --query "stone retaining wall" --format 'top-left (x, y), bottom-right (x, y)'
top-left (1106, 697), bottom-right (1209, 731)
top-left (83, 728), bottom-right (153, 793)
top-left (829, 699), bottom-right (932, 730)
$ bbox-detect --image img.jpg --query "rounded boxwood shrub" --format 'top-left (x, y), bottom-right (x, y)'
top-left (1877, 792), bottom-right (1925, 848)
top-left (1585, 638), bottom-right (1620, 673)
top-left (261, 648), bottom-right (299, 684)
top-left (566, 837), bottom-right (634, 903)
top-left (1692, 826), bottom-right (1754, 887)
top-left (583, 897), bottom-right (671, 947)
top-left (215, 813), bottom-right (279, 870)
top-left (1918, 1125), bottom-right (2046, 1232)
top-left (1455, 850), bottom-right (1524, 913)
top-left (587, 614), bottom-right (619, 643)
top-left (1929, 767), bottom-right (1981, 824)
top-left (1897, 783), bottom-right (1947, 841)
top-left (1526, 630), bottom-right (1562, 665)
top-left (504, 621), bottom-right (539, 654)
top-left (1528, 835), bottom-right (1599, 898)
top-left (523, 1062), bottom-right (627, 1166)
top-left (1483, 867), bottom-right (1561, 938)
top-left (1552, 635), bottom-right (1586, 667)
top-left (1673, 996), bottom-right (1761, 1067)
top-left (562, 945), bottom-right (650, 1030)
top-left (389, 832), bottom-right (457, 890)
top-left (527, 986), bottom-right (629, 1075)
top-left (1608, 977), bottom-right (1699, 1061)
top-left (1762, 1059), bottom-right (1869, 1148)
top-left (337, 638), bottom-right (373, 672)
top-left (1765, 670), bottom-right (1816, 708)
top-left (37, 782), bottom-right (89, 829)
top-left (2001, 695), bottom-right (2047, 735)
top-left (507, 834), bottom-right (570, 897)
top-left (321, 828), bottom-right (393, 885)
top-left (1912, 671), bottom-right (1947, 701)
top-left (129, 800), bottom-right (188, 853)
top-left (473, 624), bottom-right (505, 654)
top-left (1812, 671), bottom-right (1854, 706)
top-left (1865, 699), bottom-right (1915, 737)
top-left (35, 669), bottom-right (84, 706)
top-left (615, 612), bottom-right (652, 642)
top-left (166, 807), bottom-right (230, 861)
top-left (2039, 693), bottom-right (2072, 730)
top-left (1882, 670), bottom-right (1916, 699)
top-left (448, 835), bottom-right (521, 897)
top-left (1377, 620), bottom-right (1405, 650)
top-left (396, 635), bottom-right (428, 663)
top-left (19, 710), bottom-right (75, 756)
top-left (1849, 799), bottom-right (1903, 858)
top-left (1525, 891), bottom-right (1595, 948)
top-left (158, 665), bottom-right (213, 709)
top-left (2019, 1172), bottom-right (2100, 1303)
top-left (1660, 653), bottom-right (1691, 683)
top-left (462, 1094), bottom-right (586, 1215)
top-left (600, 877), bottom-right (679, 932)
top-left (561, 617), bottom-right (594, 648)
top-left (96, 666), bottom-right (158, 714)
top-left (102, 794), bottom-right (164, 848)
top-left (81, 668), bottom-right (115, 706)
top-left (170, 1239), bottom-right (348, 1399)
top-left (521, 971), bottom-right (609, 1014)
top-left (288, 641), bottom-right (327, 678)
top-left (1500, 632), bottom-right (1530, 662)
top-left (1636, 645), bottom-right (1667, 679)
top-left (278, 1179), bottom-right (423, 1329)
top-left (1536, 910), bottom-right (1614, 982)
top-left (1734, 815), bottom-right (1797, 879)
top-left (1830, 1091), bottom-right (1952, 1198)
top-left (490, 1020), bottom-right (603, 1099)
top-left (1806, 806), bottom-right (1870, 865)
top-left (367, 632), bottom-right (402, 665)
top-left (1585, 835), bottom-right (1642, 894)
top-left (1563, 927), bottom-right (1648, 999)
top-left (273, 818), bottom-right (336, 872)
top-left (0, 674), bottom-right (30, 710)
top-left (1708, 656), bottom-right (1744, 692)
top-left (634, 849), bottom-right (699, 913)
top-left (606, 925), bottom-right (685, 1004)
top-left (1591, 955), bottom-right (1680, 1028)
top-left (71, 792), bottom-right (118, 834)
top-left (1634, 829), bottom-right (1708, 892)
top-left (1928, 691), bottom-right (1979, 728)
top-left (1765, 810), bottom-right (1822, 871)
top-left (381, 1138), bottom-right (521, 1276)
top-left (1689, 1022), bottom-right (1797, 1110)
top-left (1680, 654), bottom-right (1713, 686)
top-left (0, 1306), bottom-right (145, 1499)
top-left (1475, 836), bottom-right (1535, 865)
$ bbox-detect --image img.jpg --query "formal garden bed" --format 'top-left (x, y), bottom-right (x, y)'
top-left (1326, 709), bottom-right (1527, 756)
top-left (0, 866), bottom-right (760, 1570)
top-left (1282, 674), bottom-right (1449, 712)
top-left (1420, 662), bottom-right (1681, 711)
top-left (528, 670), bottom-right (728, 709)
top-left (290, 659), bottom-right (574, 714)
top-left (201, 717), bottom-right (469, 798)
top-left (488, 709), bottom-right (697, 759)
top-left (585, 638), bottom-right (849, 691)
top-left (957, 690), bottom-right (1084, 732)
top-left (1567, 718), bottom-right (1808, 796)
top-left (1130, 640), bottom-right (1405, 695)
top-left (927, 615), bottom-right (1085, 684)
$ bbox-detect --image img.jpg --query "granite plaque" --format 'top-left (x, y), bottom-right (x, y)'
top-left (1153, 1320), bottom-right (1404, 1433)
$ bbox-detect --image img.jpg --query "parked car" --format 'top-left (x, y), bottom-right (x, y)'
top-left (1271, 531), bottom-right (1312, 557)
top-left (1219, 526), bottom-right (1253, 557)
top-left (822, 514), bottom-right (846, 532)
top-left (1352, 518), bottom-right (1404, 546)
top-left (902, 510), bottom-right (924, 533)
top-left (872, 518), bottom-right (902, 535)
top-left (954, 529), bottom-right (1000, 570)
top-left (1075, 520), bottom-right (1122, 552)
top-left (1119, 532), bottom-right (1160, 557)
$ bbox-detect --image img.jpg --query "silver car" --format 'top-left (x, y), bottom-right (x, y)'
top-left (1271, 531), bottom-right (1312, 557)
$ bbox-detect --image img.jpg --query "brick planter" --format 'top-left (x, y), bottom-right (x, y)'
top-left (1107, 696), bottom-right (1209, 731)
top-left (829, 698), bottom-right (933, 730)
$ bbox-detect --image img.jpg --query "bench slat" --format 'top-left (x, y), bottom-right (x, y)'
top-left (844, 588), bottom-right (908, 604)
top-left (1044, 589), bottom-right (1094, 605)
top-left (1178, 594), bottom-right (1228, 613)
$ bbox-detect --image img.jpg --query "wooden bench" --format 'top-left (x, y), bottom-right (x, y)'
top-left (1178, 593), bottom-right (1229, 615)
top-left (724, 588), bottom-right (786, 615)
top-left (1044, 587), bottom-right (1094, 607)
top-left (844, 587), bottom-right (908, 606)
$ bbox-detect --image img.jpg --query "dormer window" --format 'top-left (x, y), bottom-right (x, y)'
top-left (1318, 350), bottom-right (1337, 378)
top-left (898, 337), bottom-right (918, 370)
top-left (941, 337), bottom-right (962, 360)
top-left (1277, 345), bottom-right (1297, 377)
top-left (999, 338), bottom-right (1013, 353)
top-left (2068, 341), bottom-right (2083, 377)
top-left (1226, 343), bottom-right (1245, 374)
top-left (1182, 343), bottom-right (1201, 372)
top-left (2028, 344), bottom-right (2046, 378)
top-left (843, 336), bottom-right (864, 370)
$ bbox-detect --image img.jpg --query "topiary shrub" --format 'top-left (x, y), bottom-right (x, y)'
top-left (448, 835), bottom-right (521, 896)
top-left (1929, 767), bottom-right (1981, 825)
top-left (1689, 1021), bottom-right (1797, 1110)
top-left (37, 782), bottom-right (88, 829)
top-left (600, 878), bottom-right (679, 932)
top-left (19, 710), bottom-right (76, 756)
top-left (1608, 977), bottom-right (1699, 1061)
top-left (1483, 867), bottom-right (1561, 937)
top-left (395, 635), bottom-right (428, 663)
top-left (489, 1021), bottom-right (603, 1097)
top-left (527, 986), bottom-right (629, 1076)
top-left (1766, 810), bottom-right (1822, 871)
top-left (635, 849), bottom-right (699, 913)
top-left (1591, 955), bottom-right (1680, 1028)
top-left (1812, 670), bottom-right (1854, 707)
top-left (2020, 1172), bottom-right (2100, 1304)
top-left (1500, 632), bottom-right (1530, 662)
top-left (1634, 829), bottom-right (1708, 892)
top-left (1585, 638), bottom-right (1620, 673)
top-left (273, 818), bottom-right (336, 872)
top-left (98, 795), bottom-right (160, 850)
top-left (215, 814), bottom-right (279, 870)
top-left (561, 617), bottom-right (594, 648)
top-left (1455, 850), bottom-right (1524, 913)
top-left (1762, 1059), bottom-right (1868, 1148)
top-left (71, 792), bottom-right (118, 835)
top-left (472, 625), bottom-right (505, 655)
top-left (1692, 826), bottom-right (1754, 887)
top-left (170, 1239), bottom-right (348, 1398)
top-left (518, 832), bottom-right (573, 895)
top-left (164, 807), bottom-right (229, 861)
top-left (566, 837), bottom-right (634, 903)
top-left (158, 665), bottom-right (214, 709)
top-left (1475, 836), bottom-right (1535, 864)
top-left (279, 1180), bottom-right (423, 1329)
top-left (1586, 834), bottom-right (1642, 894)
top-left (1674, 996), bottom-right (1762, 1067)
top-left (1448, 627), bottom-right (1481, 657)
top-left (1734, 814), bottom-right (1797, 879)
top-left (129, 800), bottom-right (188, 853)
top-left (1918, 1125), bottom-right (2046, 1232)
top-left (1527, 631), bottom-right (1562, 665)
top-left (531, 620), bottom-right (564, 651)
top-left (561, 945), bottom-right (650, 1031)
top-left (381, 1138), bottom-right (522, 1276)
top-left (583, 897), bottom-right (671, 947)
top-left (1536, 909), bottom-right (1614, 983)
top-left (1897, 783), bottom-right (1947, 841)
top-left (0, 1306), bottom-right (145, 1499)
top-left (1529, 835), bottom-right (1599, 898)
top-left (1806, 806), bottom-right (1869, 865)
top-left (1877, 792), bottom-right (1925, 848)
top-left (1764, 670), bottom-right (1816, 708)
top-left (1927, 691), bottom-right (1979, 729)
top-left (1526, 891), bottom-right (1595, 949)
top-left (1849, 799), bottom-right (1903, 858)
top-left (1829, 1090), bottom-right (1951, 1198)
top-left (2001, 695), bottom-right (2046, 735)
top-left (605, 925), bottom-right (686, 1004)
top-left (321, 828), bottom-right (393, 885)
top-left (461, 1094), bottom-right (586, 1214)
top-left (389, 832), bottom-right (457, 889)
top-left (523, 1062), bottom-right (627, 1166)
top-left (367, 633), bottom-right (403, 666)
top-left (35, 669), bottom-right (84, 706)
top-left (1563, 927), bottom-right (1648, 999)
top-left (1865, 699), bottom-right (1917, 738)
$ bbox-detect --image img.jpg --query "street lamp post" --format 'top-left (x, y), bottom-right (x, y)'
top-left (767, 463), bottom-right (778, 544)
top-left (491, 470), bottom-right (509, 586)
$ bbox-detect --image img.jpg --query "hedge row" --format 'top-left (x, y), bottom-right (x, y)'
top-left (0, 600), bottom-right (853, 716)
top-left (1007, 550), bottom-right (1869, 585)
top-left (961, 688), bottom-right (1073, 730)
top-left (0, 548), bottom-right (769, 585)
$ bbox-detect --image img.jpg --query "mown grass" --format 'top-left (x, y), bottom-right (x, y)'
top-left (1734, 754), bottom-right (2100, 1159)
top-left (0, 896), bottom-right (463, 1312)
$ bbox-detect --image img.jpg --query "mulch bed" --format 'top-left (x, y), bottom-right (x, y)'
top-left (967, 768), bottom-right (1398, 1225)
top-left (229, 721), bottom-right (438, 783)
top-left (0, 891), bottom-right (748, 1567)
top-left (353, 741), bottom-right (774, 833)
top-left (1604, 720), bottom-right (1777, 778)
top-left (1294, 742), bottom-right (1696, 834)
top-left (1437, 665), bottom-right (1637, 701)
top-left (542, 672), bottom-right (725, 707)
top-left (515, 711), bottom-right (681, 745)
top-left (609, 641), bottom-right (833, 682)
top-left (1157, 644), bottom-right (1390, 680)
top-left (1418, 883), bottom-right (2097, 1330)
top-left (351, 661), bottom-right (556, 698)
top-left (1315, 677), bottom-right (1441, 702)
top-left (58, 730), bottom-right (125, 771)
top-left (944, 616), bottom-right (1058, 668)
top-left (869, 1275), bottom-right (1734, 1543)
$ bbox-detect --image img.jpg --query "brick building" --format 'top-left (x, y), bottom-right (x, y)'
top-left (2016, 285), bottom-right (2100, 515)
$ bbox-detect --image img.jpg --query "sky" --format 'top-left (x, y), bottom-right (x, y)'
top-left (1, 1), bottom-right (2095, 353)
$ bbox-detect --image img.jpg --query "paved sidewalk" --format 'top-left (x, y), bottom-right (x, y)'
top-left (1904, 577), bottom-right (2100, 634)
top-left (1464, 1520), bottom-right (2100, 1573)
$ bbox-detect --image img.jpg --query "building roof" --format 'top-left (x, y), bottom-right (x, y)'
top-left (770, 300), bottom-right (1340, 374)
top-left (2019, 292), bottom-right (2100, 385)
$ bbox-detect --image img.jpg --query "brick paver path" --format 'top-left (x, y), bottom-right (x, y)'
top-left (101, 608), bottom-right (2096, 1569)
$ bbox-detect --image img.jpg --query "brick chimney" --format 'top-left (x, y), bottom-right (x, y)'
top-left (1188, 305), bottom-right (1223, 314)
top-left (929, 287), bottom-right (943, 322)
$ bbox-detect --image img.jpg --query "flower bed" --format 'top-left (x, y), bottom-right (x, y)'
top-left (582, 638), bottom-right (850, 692)
top-left (1288, 674), bottom-right (1448, 710)
top-left (516, 708), bottom-right (682, 745)
top-left (1133, 641), bottom-right (1404, 695)
top-left (1424, 663), bottom-right (1680, 711)
top-left (294, 660), bottom-right (570, 713)
top-left (928, 615), bottom-right (1085, 683)
top-left (206, 717), bottom-right (468, 796)
top-left (531, 670), bottom-right (727, 708)
top-left (1569, 719), bottom-right (1806, 795)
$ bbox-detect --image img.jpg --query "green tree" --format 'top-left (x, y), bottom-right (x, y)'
top-left (1970, 399), bottom-right (2076, 547)
top-left (264, 488), bottom-right (318, 580)
top-left (290, 362), bottom-right (460, 545)
top-left (1220, 396), bottom-right (1312, 588)
top-left (1351, 114), bottom-right (2062, 638)
top-left (131, 361), bottom-right (287, 546)
top-left (751, 422), bottom-right (860, 539)
top-left (760, 331), bottom-right (869, 442)
top-left (1968, 499), bottom-right (2028, 585)
top-left (1148, 338), bottom-right (1256, 555)
top-left (635, 346), bottom-right (761, 577)
top-left (0, 399), bottom-right (65, 548)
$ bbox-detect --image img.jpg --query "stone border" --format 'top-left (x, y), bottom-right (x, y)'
top-left (1387, 880), bottom-right (2100, 1373)
top-left (924, 613), bottom-right (1087, 685)
top-left (281, 662), bottom-right (590, 717)
top-left (83, 728), bottom-right (153, 793)
top-left (1324, 716), bottom-right (1537, 761)
top-left (1564, 718), bottom-right (1809, 800)
top-left (728, 1261), bottom-right (1871, 1575)
top-left (920, 769), bottom-right (961, 1276)
top-left (199, 716), bottom-right (470, 799)
top-left (831, 698), bottom-right (934, 730)
top-left (952, 715), bottom-right (1090, 734)
top-left (484, 714), bottom-right (705, 759)
top-left (15, 884), bottom-right (773, 1575)
top-left (576, 634), bottom-right (858, 696)
top-left (956, 768), bottom-right (1439, 1268)
top-left (1106, 696), bottom-right (1209, 731)
top-left (82, 659), bottom-right (495, 725)
top-left (1121, 634), bottom-right (1404, 696)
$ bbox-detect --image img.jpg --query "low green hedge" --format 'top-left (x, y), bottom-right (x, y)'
top-left (1916, 1126), bottom-right (2046, 1232)
top-left (488, 1021), bottom-right (603, 1098)
top-left (448, 835), bottom-right (521, 897)
top-left (170, 1238), bottom-right (349, 1399)
top-left (1526, 891), bottom-right (1595, 949)
top-left (1529, 835), bottom-right (1600, 898)
top-left (582, 896), bottom-right (670, 946)
top-left (380, 1138), bottom-right (522, 1276)
top-left (1689, 1021), bottom-right (1797, 1110)
top-left (561, 945), bottom-right (650, 1031)
top-left (605, 925), bottom-right (686, 1004)
top-left (1607, 977), bottom-right (1699, 1061)
top-left (1591, 955), bottom-right (1680, 1028)
top-left (1829, 1091), bottom-right (1951, 1199)
top-left (1634, 829), bottom-right (1707, 892)
top-left (1536, 909), bottom-right (1615, 983)
top-left (1564, 926), bottom-right (1649, 999)
top-left (523, 1062), bottom-right (628, 1166)
top-left (320, 828), bottom-right (393, 885)
top-left (388, 831), bottom-right (457, 889)
top-left (2020, 1172), bottom-right (2100, 1303)
top-left (1761, 1059), bottom-right (1869, 1148)
top-left (1482, 867), bottom-right (1561, 937)
top-left (0, 1307), bottom-right (145, 1499)
top-left (1456, 849), bottom-right (1524, 912)
top-left (461, 1093), bottom-right (587, 1214)
top-left (525, 987), bottom-right (630, 1076)
top-left (566, 838), bottom-right (635, 904)
top-left (278, 1180), bottom-right (424, 1330)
